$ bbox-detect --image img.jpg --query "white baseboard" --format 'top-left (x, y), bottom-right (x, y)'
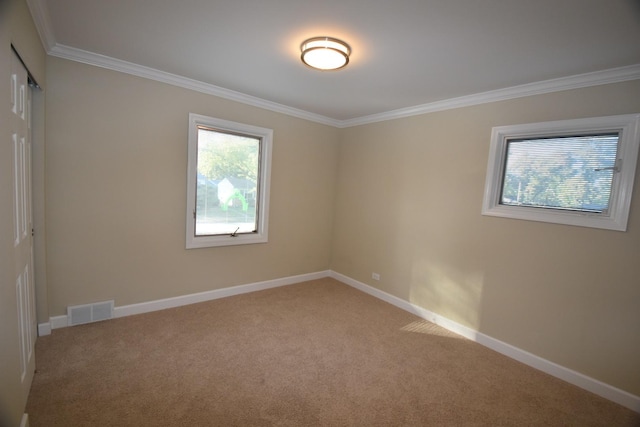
top-left (37, 322), bottom-right (51, 337)
top-left (114, 270), bottom-right (330, 318)
top-left (330, 271), bottom-right (640, 413)
top-left (37, 270), bottom-right (331, 336)
top-left (35, 269), bottom-right (639, 413)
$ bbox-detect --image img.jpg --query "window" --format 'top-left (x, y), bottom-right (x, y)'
top-left (186, 113), bottom-right (272, 248)
top-left (482, 114), bottom-right (640, 231)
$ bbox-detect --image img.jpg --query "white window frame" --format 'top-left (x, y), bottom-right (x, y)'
top-left (482, 114), bottom-right (640, 231)
top-left (186, 113), bottom-right (272, 248)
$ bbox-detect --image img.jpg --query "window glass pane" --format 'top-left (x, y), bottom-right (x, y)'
top-left (195, 126), bottom-right (260, 236)
top-left (500, 134), bottom-right (618, 213)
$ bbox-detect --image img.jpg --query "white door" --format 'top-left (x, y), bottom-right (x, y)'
top-left (10, 50), bottom-right (36, 403)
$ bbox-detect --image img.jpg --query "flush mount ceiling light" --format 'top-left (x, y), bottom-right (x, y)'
top-left (300, 37), bottom-right (351, 71)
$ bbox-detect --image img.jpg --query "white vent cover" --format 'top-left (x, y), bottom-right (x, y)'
top-left (67, 300), bottom-right (114, 326)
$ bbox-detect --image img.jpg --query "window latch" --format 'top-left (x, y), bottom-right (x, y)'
top-left (230, 227), bottom-right (240, 237)
top-left (595, 159), bottom-right (621, 173)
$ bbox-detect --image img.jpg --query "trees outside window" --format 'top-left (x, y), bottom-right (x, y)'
top-left (500, 134), bottom-right (618, 213)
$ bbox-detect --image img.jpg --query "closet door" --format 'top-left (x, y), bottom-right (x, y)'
top-left (10, 49), bottom-right (36, 403)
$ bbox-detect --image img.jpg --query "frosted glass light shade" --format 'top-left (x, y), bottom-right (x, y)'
top-left (300, 37), bottom-right (351, 70)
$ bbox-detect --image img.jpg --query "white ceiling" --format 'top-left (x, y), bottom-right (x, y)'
top-left (28, 0), bottom-right (640, 127)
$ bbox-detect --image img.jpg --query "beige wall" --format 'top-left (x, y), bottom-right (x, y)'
top-left (331, 80), bottom-right (640, 396)
top-left (45, 57), bottom-right (339, 316)
top-left (0, 0), bottom-right (46, 425)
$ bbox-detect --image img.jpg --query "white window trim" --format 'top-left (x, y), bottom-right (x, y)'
top-left (482, 114), bottom-right (640, 231)
top-left (186, 113), bottom-right (272, 248)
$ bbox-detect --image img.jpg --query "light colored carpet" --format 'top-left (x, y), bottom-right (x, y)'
top-left (26, 278), bottom-right (639, 426)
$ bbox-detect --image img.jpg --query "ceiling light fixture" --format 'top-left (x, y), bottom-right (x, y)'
top-left (300, 37), bottom-right (351, 71)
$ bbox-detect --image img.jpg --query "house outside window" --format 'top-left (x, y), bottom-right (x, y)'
top-left (186, 113), bottom-right (272, 248)
top-left (482, 114), bottom-right (640, 231)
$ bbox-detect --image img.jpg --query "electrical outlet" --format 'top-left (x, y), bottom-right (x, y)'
top-left (372, 272), bottom-right (381, 280)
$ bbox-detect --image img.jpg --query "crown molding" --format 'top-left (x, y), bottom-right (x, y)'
top-left (26, 0), bottom-right (640, 129)
top-left (48, 44), bottom-right (342, 127)
top-left (50, 44), bottom-right (640, 129)
top-left (339, 64), bottom-right (640, 128)
top-left (26, 0), bottom-right (56, 52)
